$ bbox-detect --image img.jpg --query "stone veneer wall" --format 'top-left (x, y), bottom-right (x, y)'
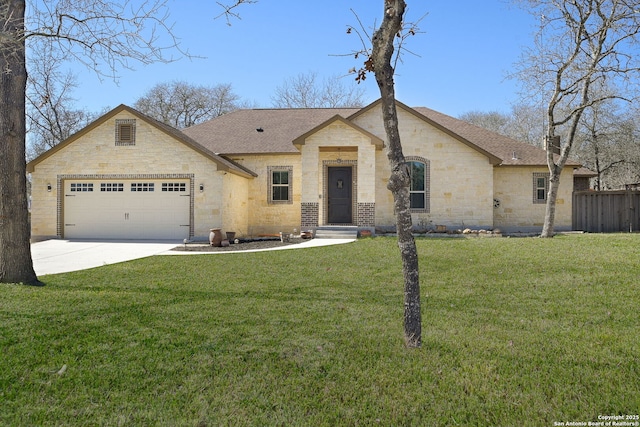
top-left (29, 111), bottom-right (228, 239)
top-left (493, 166), bottom-right (574, 231)
top-left (353, 107), bottom-right (495, 228)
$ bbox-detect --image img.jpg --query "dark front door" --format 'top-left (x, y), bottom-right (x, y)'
top-left (328, 167), bottom-right (352, 224)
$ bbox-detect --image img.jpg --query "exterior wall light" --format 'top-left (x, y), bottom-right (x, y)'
top-left (199, 184), bottom-right (204, 192)
top-left (47, 184), bottom-right (52, 192)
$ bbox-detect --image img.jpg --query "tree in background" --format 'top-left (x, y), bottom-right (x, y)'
top-left (26, 52), bottom-right (98, 160)
top-left (509, 103), bottom-right (546, 147)
top-left (1, 0), bottom-right (186, 285)
top-left (574, 100), bottom-right (640, 190)
top-left (512, 0), bottom-right (640, 237)
top-left (272, 71), bottom-right (366, 108)
top-left (459, 104), bottom-right (545, 147)
top-left (134, 80), bottom-right (242, 128)
top-left (458, 110), bottom-right (513, 137)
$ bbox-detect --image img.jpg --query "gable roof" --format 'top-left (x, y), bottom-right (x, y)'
top-left (182, 100), bottom-right (576, 167)
top-left (411, 106), bottom-right (581, 167)
top-left (26, 105), bottom-right (256, 178)
top-left (292, 115), bottom-right (385, 148)
top-left (348, 100), bottom-right (502, 165)
top-left (182, 108), bottom-right (360, 155)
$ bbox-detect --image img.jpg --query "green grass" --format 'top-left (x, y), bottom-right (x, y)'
top-left (1, 235), bottom-right (638, 426)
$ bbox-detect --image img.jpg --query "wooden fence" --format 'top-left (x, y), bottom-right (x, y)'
top-left (573, 190), bottom-right (640, 233)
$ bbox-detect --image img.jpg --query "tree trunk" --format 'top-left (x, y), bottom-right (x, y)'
top-left (0, 0), bottom-right (41, 285)
top-left (540, 168), bottom-right (560, 238)
top-left (371, 0), bottom-right (421, 348)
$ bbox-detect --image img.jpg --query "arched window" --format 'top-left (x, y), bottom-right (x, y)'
top-left (406, 157), bottom-right (430, 212)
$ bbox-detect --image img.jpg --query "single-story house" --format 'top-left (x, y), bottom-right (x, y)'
top-left (27, 99), bottom-right (583, 240)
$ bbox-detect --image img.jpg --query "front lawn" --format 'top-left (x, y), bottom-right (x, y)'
top-left (1, 235), bottom-right (638, 426)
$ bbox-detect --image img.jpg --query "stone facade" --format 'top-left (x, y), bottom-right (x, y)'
top-left (355, 107), bottom-right (494, 229)
top-left (29, 110), bottom-right (240, 240)
top-left (28, 102), bottom-right (580, 240)
top-left (493, 166), bottom-right (574, 232)
top-left (228, 154), bottom-right (303, 236)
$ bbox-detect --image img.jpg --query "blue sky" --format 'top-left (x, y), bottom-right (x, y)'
top-left (66, 1), bottom-right (537, 118)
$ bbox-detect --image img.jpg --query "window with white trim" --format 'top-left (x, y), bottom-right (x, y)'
top-left (268, 166), bottom-right (292, 204)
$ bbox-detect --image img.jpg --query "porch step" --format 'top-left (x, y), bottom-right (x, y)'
top-left (314, 226), bottom-right (359, 239)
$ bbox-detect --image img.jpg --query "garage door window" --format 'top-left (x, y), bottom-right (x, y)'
top-left (131, 183), bottom-right (155, 192)
top-left (101, 183), bottom-right (124, 192)
top-left (162, 183), bottom-right (186, 192)
top-left (70, 183), bottom-right (93, 192)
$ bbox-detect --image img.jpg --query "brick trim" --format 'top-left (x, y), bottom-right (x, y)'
top-left (533, 172), bottom-right (550, 204)
top-left (357, 202), bottom-right (375, 226)
top-left (301, 202), bottom-right (319, 228)
top-left (115, 119), bottom-right (136, 146)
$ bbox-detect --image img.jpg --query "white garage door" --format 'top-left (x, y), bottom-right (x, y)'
top-left (63, 179), bottom-right (190, 240)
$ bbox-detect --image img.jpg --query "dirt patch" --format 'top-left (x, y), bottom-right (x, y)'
top-left (171, 238), bottom-right (301, 252)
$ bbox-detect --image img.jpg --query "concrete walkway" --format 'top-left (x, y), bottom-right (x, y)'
top-left (32, 238), bottom-right (356, 276)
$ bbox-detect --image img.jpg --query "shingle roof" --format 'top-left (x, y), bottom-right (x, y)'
top-left (27, 105), bottom-right (256, 177)
top-left (182, 101), bottom-right (582, 168)
top-left (412, 106), bottom-right (581, 167)
top-left (182, 108), bottom-right (359, 155)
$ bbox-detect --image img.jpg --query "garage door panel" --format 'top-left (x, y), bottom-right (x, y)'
top-left (63, 179), bottom-right (190, 240)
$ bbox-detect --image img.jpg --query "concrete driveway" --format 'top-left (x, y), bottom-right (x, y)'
top-left (31, 239), bottom-right (180, 276)
top-left (31, 238), bottom-right (356, 276)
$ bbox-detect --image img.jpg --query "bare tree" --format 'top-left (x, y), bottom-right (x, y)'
top-left (574, 100), bottom-right (638, 190)
top-left (348, 0), bottom-right (423, 347)
top-left (458, 110), bottom-right (513, 136)
top-left (215, 0), bottom-right (257, 24)
top-left (373, 1), bottom-right (421, 348)
top-left (509, 103), bottom-right (546, 147)
top-left (272, 71), bottom-right (366, 108)
top-left (460, 104), bottom-right (546, 147)
top-left (219, 0), bottom-right (423, 347)
top-left (1, 0), bottom-right (186, 285)
top-left (134, 80), bottom-right (241, 128)
top-left (512, 0), bottom-right (640, 237)
top-left (26, 52), bottom-right (96, 160)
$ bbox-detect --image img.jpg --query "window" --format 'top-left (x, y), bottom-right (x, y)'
top-left (131, 183), bottom-right (154, 192)
top-left (70, 183), bottom-right (93, 192)
top-left (406, 158), bottom-right (430, 212)
top-left (268, 166), bottom-right (293, 204)
top-left (162, 182), bottom-right (186, 192)
top-left (272, 171), bottom-right (289, 201)
top-left (533, 173), bottom-right (549, 203)
top-left (101, 183), bottom-right (124, 192)
top-left (115, 119), bottom-right (136, 146)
